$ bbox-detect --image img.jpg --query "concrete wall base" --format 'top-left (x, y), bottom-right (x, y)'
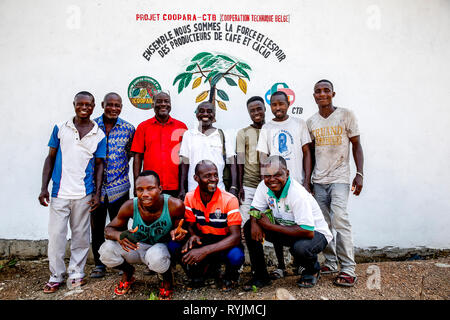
top-left (1, 239), bottom-right (448, 266)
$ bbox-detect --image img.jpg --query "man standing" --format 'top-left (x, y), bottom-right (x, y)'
top-left (306, 79), bottom-right (364, 287)
top-left (257, 91), bottom-right (312, 192)
top-left (179, 160), bottom-right (244, 291)
top-left (90, 92), bottom-right (135, 279)
top-left (243, 156), bottom-right (332, 290)
top-left (179, 102), bottom-right (238, 199)
top-left (131, 91), bottom-right (187, 197)
top-left (236, 96), bottom-right (266, 223)
top-left (38, 91), bottom-right (106, 293)
top-left (99, 170), bottom-right (186, 299)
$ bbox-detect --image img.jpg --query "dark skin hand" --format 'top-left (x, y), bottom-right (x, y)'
top-left (181, 224), bottom-right (241, 265)
top-left (38, 147), bottom-right (58, 206)
top-left (302, 143), bottom-right (313, 193)
top-left (350, 135), bottom-right (364, 196)
top-left (250, 211), bottom-right (314, 241)
top-left (88, 157), bottom-right (104, 212)
top-left (132, 152), bottom-right (144, 196)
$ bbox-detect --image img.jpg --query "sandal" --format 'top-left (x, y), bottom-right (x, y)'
top-left (43, 281), bottom-right (62, 294)
top-left (114, 277), bottom-right (135, 295)
top-left (297, 271), bottom-right (320, 288)
top-left (69, 278), bottom-right (87, 289)
top-left (159, 281), bottom-right (173, 300)
top-left (320, 265), bottom-right (338, 274)
top-left (90, 266), bottom-right (106, 278)
top-left (333, 272), bottom-right (357, 287)
top-left (270, 268), bottom-right (286, 280)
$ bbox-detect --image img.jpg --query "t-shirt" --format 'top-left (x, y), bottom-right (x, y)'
top-left (179, 127), bottom-right (235, 192)
top-left (236, 126), bottom-right (262, 189)
top-left (306, 107), bottom-right (360, 184)
top-left (184, 186), bottom-right (242, 236)
top-left (131, 116), bottom-right (187, 191)
top-left (256, 117), bottom-right (311, 183)
top-left (48, 118), bottom-right (107, 199)
top-left (250, 177), bottom-right (332, 243)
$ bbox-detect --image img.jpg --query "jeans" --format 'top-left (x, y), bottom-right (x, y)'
top-left (90, 193), bottom-right (129, 267)
top-left (243, 220), bottom-right (328, 279)
top-left (169, 235), bottom-right (245, 281)
top-left (313, 183), bottom-right (356, 277)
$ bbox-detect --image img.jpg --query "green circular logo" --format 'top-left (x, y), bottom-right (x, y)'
top-left (128, 76), bottom-right (162, 110)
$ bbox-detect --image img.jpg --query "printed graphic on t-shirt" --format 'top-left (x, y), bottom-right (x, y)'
top-left (312, 126), bottom-right (343, 146)
top-left (271, 129), bottom-right (293, 160)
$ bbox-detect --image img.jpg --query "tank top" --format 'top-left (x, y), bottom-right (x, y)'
top-left (131, 194), bottom-right (172, 245)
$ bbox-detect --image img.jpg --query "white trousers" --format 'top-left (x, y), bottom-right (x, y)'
top-left (99, 240), bottom-right (171, 274)
top-left (47, 195), bottom-right (92, 283)
top-left (239, 186), bottom-right (257, 226)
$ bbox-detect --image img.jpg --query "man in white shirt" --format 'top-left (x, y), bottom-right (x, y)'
top-left (257, 91), bottom-right (312, 192)
top-left (243, 155), bottom-right (332, 290)
top-left (307, 79), bottom-right (364, 287)
top-left (179, 101), bottom-right (238, 199)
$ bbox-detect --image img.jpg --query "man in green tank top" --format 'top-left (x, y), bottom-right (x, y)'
top-left (99, 170), bottom-right (187, 299)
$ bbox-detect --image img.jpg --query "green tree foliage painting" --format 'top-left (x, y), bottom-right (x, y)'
top-left (173, 52), bottom-right (252, 110)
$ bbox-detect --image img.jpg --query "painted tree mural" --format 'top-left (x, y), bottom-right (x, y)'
top-left (172, 52), bottom-right (252, 110)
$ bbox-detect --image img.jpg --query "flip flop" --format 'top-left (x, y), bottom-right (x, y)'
top-left (297, 271), bottom-right (321, 288)
top-left (270, 268), bottom-right (286, 280)
top-left (114, 277), bottom-right (135, 295)
top-left (333, 272), bottom-right (357, 287)
top-left (320, 265), bottom-right (338, 274)
top-left (90, 266), bottom-right (106, 278)
top-left (159, 281), bottom-right (173, 300)
top-left (43, 281), bottom-right (62, 294)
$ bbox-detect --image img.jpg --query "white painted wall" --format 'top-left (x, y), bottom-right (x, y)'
top-left (0, 0), bottom-right (449, 248)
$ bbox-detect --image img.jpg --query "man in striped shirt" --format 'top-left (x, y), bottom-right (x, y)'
top-left (180, 160), bottom-right (244, 291)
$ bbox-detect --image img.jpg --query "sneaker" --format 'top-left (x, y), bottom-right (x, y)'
top-left (243, 277), bottom-right (271, 291)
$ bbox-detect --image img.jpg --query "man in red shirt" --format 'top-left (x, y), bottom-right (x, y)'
top-left (131, 92), bottom-right (187, 197)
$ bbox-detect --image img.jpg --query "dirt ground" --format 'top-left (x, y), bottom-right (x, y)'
top-left (0, 255), bottom-right (449, 301)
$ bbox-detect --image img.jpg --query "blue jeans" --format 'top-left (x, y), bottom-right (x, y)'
top-left (168, 235), bottom-right (245, 281)
top-left (313, 183), bottom-right (356, 277)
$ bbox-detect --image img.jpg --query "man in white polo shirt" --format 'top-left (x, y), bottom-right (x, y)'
top-left (38, 91), bottom-right (107, 293)
top-left (243, 155), bottom-right (332, 290)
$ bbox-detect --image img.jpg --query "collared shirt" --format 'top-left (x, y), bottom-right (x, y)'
top-left (250, 177), bottom-right (333, 243)
top-left (131, 116), bottom-right (187, 191)
top-left (179, 126), bottom-right (236, 192)
top-left (48, 118), bottom-right (107, 200)
top-left (184, 187), bottom-right (242, 236)
top-left (94, 115), bottom-right (135, 203)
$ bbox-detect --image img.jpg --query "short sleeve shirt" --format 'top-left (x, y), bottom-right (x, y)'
top-left (251, 178), bottom-right (332, 243)
top-left (48, 118), bottom-right (106, 199)
top-left (257, 117), bottom-right (311, 183)
top-left (236, 126), bottom-right (262, 189)
top-left (131, 116), bottom-right (187, 190)
top-left (184, 187), bottom-right (242, 236)
top-left (94, 116), bottom-right (135, 203)
top-left (179, 127), bottom-right (236, 192)
top-left (306, 107), bottom-right (360, 184)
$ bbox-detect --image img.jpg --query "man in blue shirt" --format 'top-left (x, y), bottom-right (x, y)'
top-left (39, 91), bottom-right (106, 293)
top-left (90, 92), bottom-right (135, 278)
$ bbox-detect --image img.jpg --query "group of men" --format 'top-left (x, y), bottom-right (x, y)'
top-left (38, 79), bottom-right (364, 299)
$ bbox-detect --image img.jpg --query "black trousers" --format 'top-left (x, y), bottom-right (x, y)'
top-left (243, 220), bottom-right (328, 279)
top-left (90, 193), bottom-right (129, 267)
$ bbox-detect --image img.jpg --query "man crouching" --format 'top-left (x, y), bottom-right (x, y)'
top-left (99, 170), bottom-right (186, 299)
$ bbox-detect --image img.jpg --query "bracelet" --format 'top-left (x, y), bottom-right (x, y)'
top-left (356, 172), bottom-right (364, 179)
top-left (230, 186), bottom-right (238, 190)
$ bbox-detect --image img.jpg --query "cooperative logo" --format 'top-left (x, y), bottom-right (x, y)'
top-left (265, 82), bottom-right (302, 114)
top-left (128, 76), bottom-right (162, 109)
